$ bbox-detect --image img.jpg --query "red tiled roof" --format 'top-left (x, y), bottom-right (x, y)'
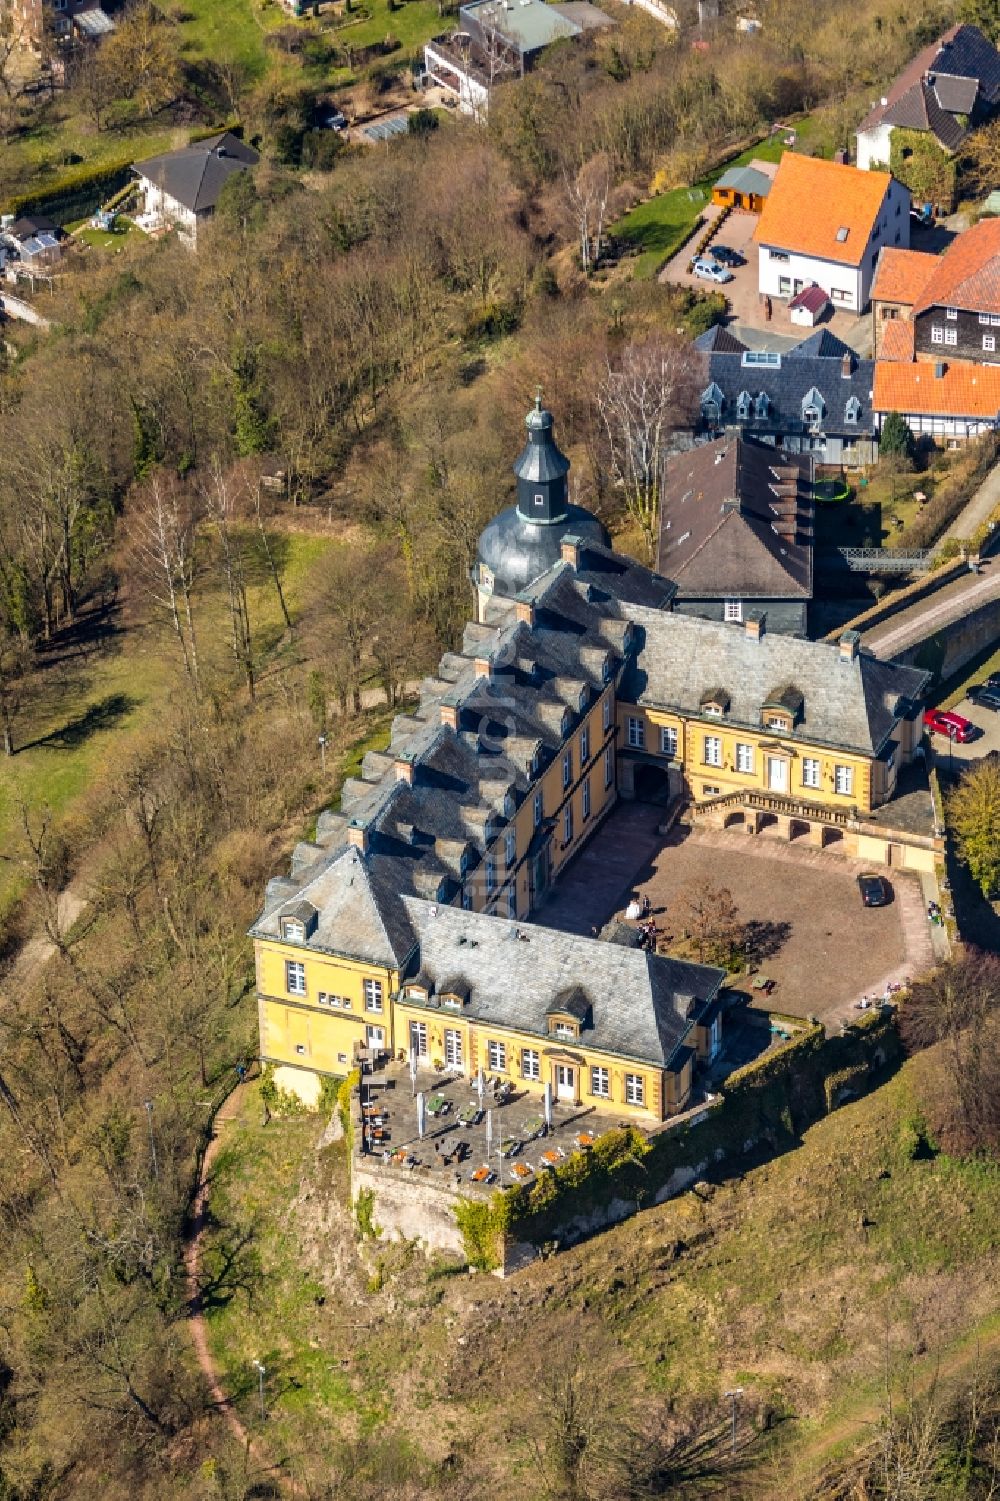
top-left (873, 360), bottom-right (1000, 418)
top-left (911, 217), bottom-right (1000, 315)
top-left (878, 319), bottom-right (915, 362)
top-left (871, 247), bottom-right (936, 307)
top-left (788, 284), bottom-right (829, 313)
top-left (752, 155), bottom-right (893, 267)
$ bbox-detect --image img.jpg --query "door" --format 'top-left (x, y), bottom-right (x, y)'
top-left (409, 1020), bottom-right (428, 1058)
top-left (444, 1028), bottom-right (463, 1069)
top-left (530, 846), bottom-right (550, 904)
top-left (767, 756), bottom-right (788, 793)
top-left (366, 1024), bottom-right (385, 1049)
top-left (556, 1064), bottom-right (575, 1102)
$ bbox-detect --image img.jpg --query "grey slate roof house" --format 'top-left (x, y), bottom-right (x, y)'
top-left (133, 132), bottom-right (259, 247)
top-left (657, 435), bottom-right (813, 636)
top-left (695, 326), bottom-right (878, 468)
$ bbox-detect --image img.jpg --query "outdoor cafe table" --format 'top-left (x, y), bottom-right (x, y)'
top-left (471, 1166), bottom-right (495, 1184)
top-left (522, 1114), bottom-right (544, 1138)
top-left (426, 1093), bottom-right (448, 1116)
top-left (457, 1104), bottom-right (481, 1127)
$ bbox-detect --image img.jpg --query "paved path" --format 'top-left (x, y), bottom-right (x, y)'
top-left (863, 556), bottom-right (1000, 660)
top-left (533, 800), bottom-right (667, 934)
top-left (941, 456), bottom-right (1000, 546)
top-left (1, 293), bottom-right (50, 328)
top-left (657, 201), bottom-right (724, 283)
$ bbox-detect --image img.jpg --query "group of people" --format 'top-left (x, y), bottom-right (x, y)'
top-left (625, 894), bottom-right (658, 951)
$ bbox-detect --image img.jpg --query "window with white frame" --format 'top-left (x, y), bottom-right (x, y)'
top-left (553, 1022), bottom-right (575, 1041)
top-left (945, 326), bottom-right (958, 346)
top-left (946, 306), bottom-right (958, 319)
top-left (563, 804), bottom-right (573, 843)
top-left (507, 886), bottom-right (517, 918)
top-left (580, 725), bottom-right (590, 763)
top-left (603, 694), bottom-right (612, 731)
top-left (485, 857), bottom-right (496, 893)
top-left (980, 313), bottom-right (992, 325)
top-left (985, 335), bottom-right (996, 353)
top-left (802, 756), bottom-right (821, 789)
top-left (624, 1073), bottom-right (645, 1106)
top-left (582, 777), bottom-right (591, 820)
top-left (561, 708), bottom-right (572, 737)
top-left (627, 716), bottom-right (645, 748)
top-left (505, 830), bottom-right (516, 866)
top-left (319, 992), bottom-right (351, 1010)
top-left (931, 325), bottom-right (944, 344)
top-left (702, 784), bottom-right (721, 797)
top-left (534, 789), bottom-right (543, 827)
top-left (591, 1066), bottom-right (610, 1098)
top-left (724, 599), bottom-right (743, 622)
top-left (704, 735), bottom-right (722, 767)
top-left (735, 742), bottom-right (754, 774)
top-left (487, 1040), bottom-right (506, 1072)
top-left (522, 1048), bottom-right (540, 1080)
top-left (604, 746), bottom-right (613, 788)
top-left (562, 748), bottom-right (572, 789)
top-left (661, 725), bottom-right (678, 757)
top-left (834, 764), bottom-right (854, 796)
top-left (286, 960), bottom-right (306, 996)
top-left (295, 1043), bottom-right (306, 1055)
top-left (363, 978), bottom-right (383, 1013)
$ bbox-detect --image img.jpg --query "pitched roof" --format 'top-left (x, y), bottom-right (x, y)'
top-left (715, 164), bottom-right (774, 198)
top-left (698, 330), bottom-right (877, 438)
top-left (878, 318), bottom-right (916, 362)
top-left (788, 284), bottom-right (829, 314)
top-left (251, 844), bottom-right (417, 968)
top-left (882, 80), bottom-right (967, 153)
top-left (619, 609), bottom-right (929, 758)
top-left (857, 24), bottom-right (1000, 137)
top-left (399, 899), bottom-right (724, 1069)
top-left (871, 246), bottom-right (937, 306)
top-left (911, 216), bottom-right (1000, 316)
top-left (8, 214), bottom-right (60, 241)
top-left (753, 154), bottom-right (894, 267)
top-left (658, 436), bottom-right (813, 600)
top-left (873, 360), bottom-right (1000, 419)
top-left (133, 131), bottom-right (259, 216)
top-left (693, 324), bottom-right (748, 354)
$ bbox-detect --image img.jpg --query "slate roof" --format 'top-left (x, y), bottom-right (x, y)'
top-left (714, 164), bottom-right (773, 198)
top-left (618, 609), bottom-right (930, 758)
top-left (399, 897), bottom-right (724, 1069)
top-left (871, 247), bottom-right (936, 306)
top-left (753, 155), bottom-right (893, 267)
top-left (133, 131), bottom-right (259, 216)
top-left (873, 360), bottom-right (1000, 420)
top-left (858, 24), bottom-right (1000, 142)
top-left (8, 215), bottom-right (60, 242)
top-left (911, 216), bottom-right (1000, 316)
top-left (697, 330), bottom-right (877, 438)
top-left (658, 436), bottom-right (813, 601)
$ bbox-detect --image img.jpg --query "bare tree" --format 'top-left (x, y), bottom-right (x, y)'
top-left (677, 879), bottom-right (743, 965)
top-left (898, 952), bottom-right (1000, 1155)
top-left (596, 337), bottom-right (700, 559)
top-left (564, 152), bottom-right (615, 275)
top-left (126, 473), bottom-right (202, 695)
top-left (0, 618), bottom-right (31, 755)
top-left (201, 460), bottom-right (255, 702)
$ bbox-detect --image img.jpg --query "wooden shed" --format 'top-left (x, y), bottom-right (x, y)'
top-left (711, 163), bottom-right (774, 214)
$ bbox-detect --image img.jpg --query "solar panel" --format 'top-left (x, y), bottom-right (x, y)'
top-left (363, 116), bottom-right (410, 141)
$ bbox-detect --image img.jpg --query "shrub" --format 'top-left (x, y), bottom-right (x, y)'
top-left (454, 1197), bottom-right (505, 1270)
top-left (259, 1063), bottom-right (307, 1116)
top-left (355, 1186), bottom-right (378, 1238)
top-left (338, 1067), bottom-right (361, 1134)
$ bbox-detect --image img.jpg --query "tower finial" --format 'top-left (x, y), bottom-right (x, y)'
top-left (534, 385), bottom-right (543, 412)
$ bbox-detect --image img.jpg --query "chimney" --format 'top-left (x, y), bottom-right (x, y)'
top-left (514, 597), bottom-right (536, 626)
top-left (839, 630), bottom-right (861, 663)
top-left (560, 536), bottom-right (581, 569)
top-left (474, 655), bottom-right (493, 680)
top-left (394, 758), bottom-right (414, 785)
top-left (440, 702), bottom-right (459, 730)
top-left (841, 351), bottom-right (853, 379)
top-left (346, 822), bottom-right (369, 853)
top-left (745, 614), bottom-right (766, 641)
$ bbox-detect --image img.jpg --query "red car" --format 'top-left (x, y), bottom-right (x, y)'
top-left (923, 707), bottom-right (975, 743)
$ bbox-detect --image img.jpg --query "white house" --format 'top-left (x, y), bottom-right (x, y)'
top-left (753, 154), bottom-right (910, 314)
top-left (132, 132), bottom-right (259, 248)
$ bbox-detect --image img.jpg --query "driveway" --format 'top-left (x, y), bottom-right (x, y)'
top-left (929, 694), bottom-right (1000, 774)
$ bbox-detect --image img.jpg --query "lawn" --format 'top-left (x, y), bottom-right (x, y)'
top-left (335, 0), bottom-right (445, 55)
top-left (611, 114), bottom-right (821, 280)
top-left (176, 0), bottom-right (285, 78)
top-left (65, 214), bottom-right (147, 252)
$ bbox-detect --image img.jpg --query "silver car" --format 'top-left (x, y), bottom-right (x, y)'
top-left (691, 257), bottom-right (734, 284)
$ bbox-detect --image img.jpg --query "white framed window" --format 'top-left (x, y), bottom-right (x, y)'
top-left (505, 830), bottom-right (516, 866)
top-left (591, 1066), bottom-right (610, 1098)
top-left (764, 715), bottom-right (788, 732)
top-left (503, 791), bottom-right (514, 818)
top-left (703, 703), bottom-right (722, 718)
top-left (295, 1043), bottom-right (306, 1055)
top-left (319, 992), bottom-right (351, 1010)
top-left (991, 314), bottom-right (1000, 326)
top-left (563, 804), bottom-right (573, 843)
top-left (562, 748), bottom-right (572, 789)
top-left (533, 790), bottom-right (543, 827)
top-left (834, 764), bottom-right (854, 796)
top-left (561, 708), bottom-right (571, 737)
top-left (409, 1020), bottom-right (428, 1057)
top-left (735, 742), bottom-right (754, 774)
top-left (702, 784), bottom-right (721, 797)
top-left (522, 1048), bottom-right (540, 1081)
top-left (704, 735), bottom-right (722, 767)
top-left (534, 491), bottom-right (545, 507)
top-left (444, 1029), bottom-right (463, 1068)
top-left (985, 335), bottom-right (996, 353)
top-left (802, 756), bottom-right (821, 789)
top-left (603, 694), bottom-right (612, 731)
top-left (624, 1073), bottom-right (645, 1106)
top-left (661, 725), bottom-right (678, 757)
top-left (980, 313), bottom-right (991, 325)
top-left (285, 960), bottom-right (306, 996)
top-left (553, 1022), bottom-right (575, 1041)
top-left (506, 886), bottom-right (517, 918)
top-left (363, 978), bottom-right (383, 1013)
top-left (580, 726), bottom-right (590, 763)
top-left (582, 777), bottom-right (591, 820)
top-left (724, 599), bottom-right (742, 622)
top-left (627, 716), bottom-right (645, 749)
top-left (487, 1040), bottom-right (506, 1072)
top-left (604, 746), bottom-right (613, 788)
top-left (946, 306), bottom-right (958, 319)
top-left (485, 857), bottom-right (496, 893)
top-left (283, 917), bottom-right (305, 942)
top-left (945, 327), bottom-right (958, 346)
top-left (931, 325), bottom-right (944, 344)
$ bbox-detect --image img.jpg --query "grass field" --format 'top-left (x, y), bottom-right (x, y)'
top-left (65, 214), bottom-right (147, 252)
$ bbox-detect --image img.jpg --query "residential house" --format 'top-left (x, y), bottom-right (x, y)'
top-left (753, 153), bottom-right (910, 313)
top-left (657, 435), bottom-right (813, 636)
top-left (873, 359), bottom-right (1000, 446)
top-left (132, 132), bottom-right (259, 247)
top-left (871, 219), bottom-right (1000, 365)
top-left (6, 0), bottom-right (111, 50)
top-left (855, 23), bottom-right (1000, 175)
top-left (1, 214), bottom-right (63, 272)
top-left (695, 325), bottom-right (879, 467)
top-left (252, 399), bottom-right (932, 1110)
top-left (710, 160), bottom-right (775, 214)
top-left (869, 246), bottom-right (938, 357)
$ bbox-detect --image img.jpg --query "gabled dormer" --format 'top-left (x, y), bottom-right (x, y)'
top-left (845, 396), bottom-right (862, 425)
top-left (545, 985), bottom-right (593, 1040)
top-left (280, 901), bottom-right (317, 943)
top-left (761, 685), bottom-right (804, 734)
top-left (701, 381), bottom-right (726, 425)
top-left (700, 687), bottom-right (731, 718)
top-left (439, 978), bottom-right (470, 1011)
top-left (736, 389), bottom-right (752, 422)
top-left (802, 387), bottom-right (826, 425)
top-left (754, 391), bottom-right (770, 420)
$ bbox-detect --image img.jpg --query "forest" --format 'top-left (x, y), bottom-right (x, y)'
top-left (1, 0), bottom-right (999, 1493)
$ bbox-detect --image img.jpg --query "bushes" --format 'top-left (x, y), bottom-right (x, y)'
top-left (454, 1197), bottom-right (505, 1270)
top-left (4, 158), bottom-right (135, 224)
top-left (899, 434), bottom-right (1000, 549)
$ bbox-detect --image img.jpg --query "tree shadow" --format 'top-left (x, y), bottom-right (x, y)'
top-left (196, 1221), bottom-right (263, 1315)
top-left (20, 692), bottom-right (138, 752)
top-left (742, 917), bottom-right (792, 963)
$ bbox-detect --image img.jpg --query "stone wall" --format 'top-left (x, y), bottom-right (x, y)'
top-left (890, 588), bottom-right (1000, 683)
top-left (352, 1156), bottom-right (468, 1258)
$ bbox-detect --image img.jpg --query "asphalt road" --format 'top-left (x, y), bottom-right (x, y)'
top-left (864, 558), bottom-right (1000, 660)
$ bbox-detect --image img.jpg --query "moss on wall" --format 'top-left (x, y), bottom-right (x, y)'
top-left (889, 129), bottom-right (957, 210)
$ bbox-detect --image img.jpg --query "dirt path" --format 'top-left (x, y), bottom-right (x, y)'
top-left (184, 1085), bottom-right (295, 1495)
top-left (6, 883), bottom-right (89, 991)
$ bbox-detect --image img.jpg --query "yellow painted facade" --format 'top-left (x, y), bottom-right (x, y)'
top-left (257, 941), bottom-right (399, 1080)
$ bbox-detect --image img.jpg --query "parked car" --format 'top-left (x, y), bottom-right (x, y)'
top-left (317, 106), bottom-right (348, 132)
top-left (857, 873), bottom-right (891, 908)
top-left (710, 244), bottom-right (745, 267)
top-left (692, 257), bottom-right (733, 284)
top-left (970, 685), bottom-right (1000, 711)
top-left (923, 707), bottom-right (976, 742)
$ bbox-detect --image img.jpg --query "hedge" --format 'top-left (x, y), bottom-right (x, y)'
top-left (5, 157), bottom-right (136, 224)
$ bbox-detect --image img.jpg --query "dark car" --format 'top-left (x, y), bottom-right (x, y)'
top-left (317, 106), bottom-right (348, 132)
top-left (858, 873), bottom-right (891, 908)
top-left (711, 244), bottom-right (745, 267)
top-left (970, 685), bottom-right (1000, 711)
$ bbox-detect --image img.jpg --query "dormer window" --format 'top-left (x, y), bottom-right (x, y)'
top-left (736, 390), bottom-right (752, 421)
top-left (442, 994), bottom-right (463, 1010)
top-left (282, 918), bottom-right (305, 942)
top-left (602, 653), bottom-right (613, 684)
top-left (552, 1021), bottom-right (576, 1041)
top-left (561, 708), bottom-right (572, 737)
top-left (280, 903), bottom-right (316, 942)
top-left (946, 307), bottom-right (958, 320)
top-left (845, 397), bottom-right (861, 425)
top-left (578, 686), bottom-right (589, 713)
top-left (701, 382), bottom-right (725, 426)
top-left (754, 392), bottom-right (769, 420)
top-left (503, 791), bottom-right (514, 818)
top-left (764, 713), bottom-right (790, 733)
top-left (406, 983), bottom-right (429, 1002)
